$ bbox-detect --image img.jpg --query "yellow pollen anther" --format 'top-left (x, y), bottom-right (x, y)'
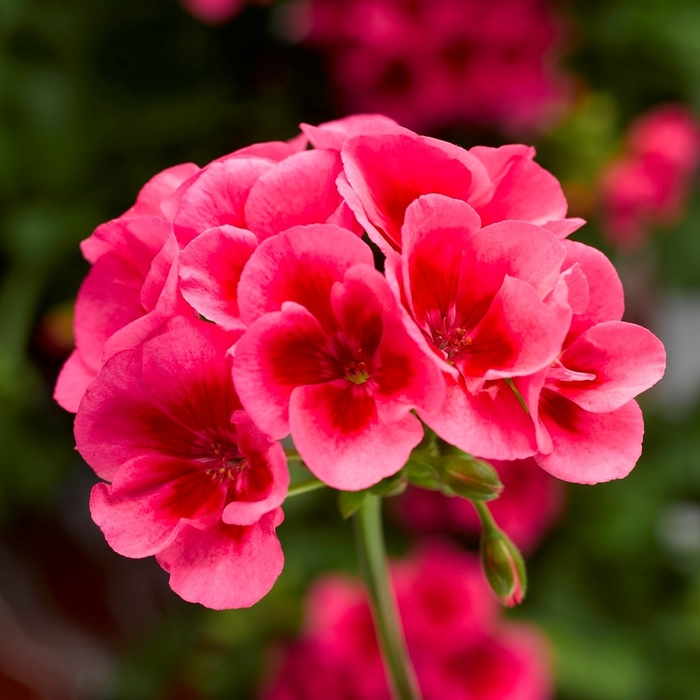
top-left (344, 360), bottom-right (370, 385)
top-left (206, 467), bottom-right (235, 484)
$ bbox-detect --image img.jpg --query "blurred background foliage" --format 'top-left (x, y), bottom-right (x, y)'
top-left (1, 0), bottom-right (700, 698)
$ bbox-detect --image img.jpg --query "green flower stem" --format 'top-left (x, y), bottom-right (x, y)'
top-left (353, 494), bottom-right (423, 700)
top-left (472, 499), bottom-right (499, 533)
top-left (285, 478), bottom-right (326, 498)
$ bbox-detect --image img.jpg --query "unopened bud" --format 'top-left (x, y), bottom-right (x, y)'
top-left (480, 528), bottom-right (527, 607)
top-left (440, 455), bottom-right (503, 501)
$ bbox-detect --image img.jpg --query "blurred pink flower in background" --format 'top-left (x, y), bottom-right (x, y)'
top-left (395, 459), bottom-right (564, 553)
top-left (263, 545), bottom-right (553, 700)
top-left (182, 0), bottom-right (270, 24)
top-left (600, 105), bottom-right (700, 250)
top-left (296, 0), bottom-right (570, 133)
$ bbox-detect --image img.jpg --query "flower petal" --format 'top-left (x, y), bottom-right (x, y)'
top-left (173, 157), bottom-right (274, 245)
top-left (54, 350), bottom-right (98, 413)
top-left (75, 317), bottom-right (241, 480)
top-left (179, 225), bottom-right (258, 330)
top-left (244, 149), bottom-right (345, 240)
top-left (125, 163), bottom-right (201, 219)
top-left (476, 152), bottom-right (568, 226)
top-left (290, 380), bottom-right (423, 490)
top-left (460, 276), bottom-right (563, 380)
top-left (555, 321), bottom-right (666, 412)
top-left (90, 455), bottom-right (225, 558)
top-left (536, 393), bottom-right (644, 483)
top-left (237, 224), bottom-right (373, 327)
top-left (340, 133), bottom-right (478, 252)
top-left (222, 428), bottom-right (290, 526)
top-left (420, 377), bottom-right (537, 460)
top-left (73, 252), bottom-right (146, 369)
top-left (332, 265), bottom-right (446, 413)
top-left (233, 304), bottom-right (333, 440)
top-left (157, 509), bottom-right (285, 610)
top-left (301, 114), bottom-right (407, 150)
top-left (563, 240), bottom-right (624, 340)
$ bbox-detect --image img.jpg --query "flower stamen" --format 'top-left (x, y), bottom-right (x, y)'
top-left (344, 360), bottom-right (370, 384)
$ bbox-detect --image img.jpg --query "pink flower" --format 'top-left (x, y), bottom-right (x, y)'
top-left (396, 458), bottom-right (564, 553)
top-left (417, 626), bottom-right (552, 700)
top-left (515, 241), bottom-right (666, 483)
top-left (175, 149), bottom-right (365, 330)
top-left (628, 105), bottom-right (700, 176)
top-left (54, 160), bottom-right (199, 412)
top-left (172, 147), bottom-right (357, 247)
top-left (182, 0), bottom-right (245, 23)
top-left (339, 131), bottom-right (584, 254)
top-left (233, 224), bottom-right (445, 490)
top-left (263, 544), bottom-right (552, 700)
top-left (600, 105), bottom-right (700, 249)
top-left (181, 0), bottom-right (274, 24)
top-left (392, 545), bottom-right (499, 654)
top-left (303, 0), bottom-right (569, 133)
top-left (385, 194), bottom-right (570, 460)
top-left (264, 641), bottom-right (389, 700)
top-left (55, 136), bottom-right (344, 413)
top-left (300, 113), bottom-right (408, 151)
top-left (75, 316), bottom-right (288, 609)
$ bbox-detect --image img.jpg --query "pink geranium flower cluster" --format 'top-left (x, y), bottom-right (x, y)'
top-left (56, 113), bottom-right (665, 609)
top-left (263, 545), bottom-right (552, 700)
top-left (600, 105), bottom-right (700, 250)
top-left (299, 0), bottom-right (569, 133)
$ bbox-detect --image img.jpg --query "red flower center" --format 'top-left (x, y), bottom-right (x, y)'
top-left (343, 360), bottom-right (370, 384)
top-left (201, 442), bottom-right (248, 485)
top-left (432, 326), bottom-right (473, 361)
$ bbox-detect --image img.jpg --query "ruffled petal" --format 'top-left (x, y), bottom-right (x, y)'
top-left (563, 240), bottom-right (625, 340)
top-left (460, 276), bottom-right (563, 380)
top-left (222, 430), bottom-right (289, 526)
top-left (245, 149), bottom-right (345, 240)
top-left (290, 380), bottom-right (423, 490)
top-left (536, 393), bottom-right (644, 483)
top-left (420, 376), bottom-right (537, 461)
top-left (237, 224), bottom-right (373, 327)
top-left (54, 350), bottom-right (98, 413)
top-left (555, 321), bottom-right (666, 412)
top-left (124, 163), bottom-right (200, 219)
top-left (476, 153), bottom-right (569, 226)
top-left (90, 455), bottom-right (226, 558)
top-left (157, 509), bottom-right (284, 610)
top-left (75, 317), bottom-right (241, 480)
top-left (173, 156), bottom-right (274, 245)
top-left (341, 133), bottom-right (477, 252)
top-left (233, 304), bottom-right (334, 440)
top-left (179, 225), bottom-right (258, 330)
top-left (301, 114), bottom-right (407, 150)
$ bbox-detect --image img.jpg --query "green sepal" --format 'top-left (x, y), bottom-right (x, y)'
top-left (439, 454), bottom-right (504, 501)
top-left (369, 471), bottom-right (407, 497)
top-left (480, 527), bottom-right (528, 607)
top-left (338, 490), bottom-right (368, 520)
top-left (404, 457), bottom-right (444, 491)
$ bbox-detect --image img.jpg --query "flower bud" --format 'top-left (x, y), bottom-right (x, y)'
top-left (480, 528), bottom-right (527, 606)
top-left (440, 455), bottom-right (504, 502)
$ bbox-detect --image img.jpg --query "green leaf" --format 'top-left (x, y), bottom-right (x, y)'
top-left (338, 490), bottom-right (368, 519)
